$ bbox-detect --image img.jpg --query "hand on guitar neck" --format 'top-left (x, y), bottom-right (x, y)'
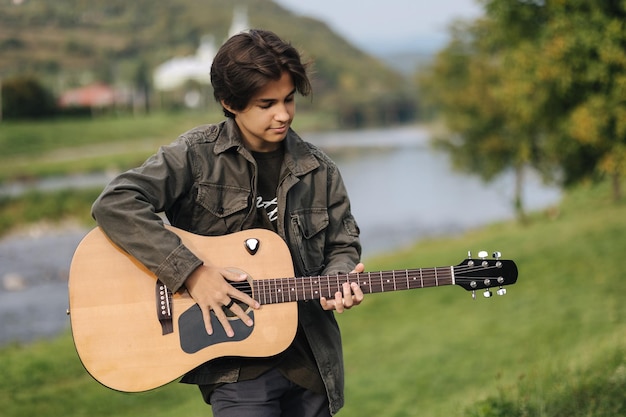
top-left (185, 261), bottom-right (366, 337)
top-left (320, 262), bottom-right (365, 313)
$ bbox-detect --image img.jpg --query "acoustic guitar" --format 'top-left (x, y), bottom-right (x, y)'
top-left (68, 226), bottom-right (518, 392)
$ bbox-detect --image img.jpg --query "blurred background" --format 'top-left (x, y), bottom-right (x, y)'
top-left (0, 1), bottom-right (624, 416)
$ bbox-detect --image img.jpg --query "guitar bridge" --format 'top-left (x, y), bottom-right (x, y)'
top-left (156, 280), bottom-right (174, 335)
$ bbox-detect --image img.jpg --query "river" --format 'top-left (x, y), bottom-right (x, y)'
top-left (0, 125), bottom-right (561, 345)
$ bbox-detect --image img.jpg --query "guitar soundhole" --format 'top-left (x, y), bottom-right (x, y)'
top-left (223, 299), bottom-right (252, 319)
top-left (223, 268), bottom-right (254, 319)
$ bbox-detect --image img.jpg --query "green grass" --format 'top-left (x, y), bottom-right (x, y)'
top-left (465, 349), bottom-right (626, 417)
top-left (0, 110), bottom-right (337, 182)
top-left (0, 188), bottom-right (101, 235)
top-left (1, 179), bottom-right (624, 417)
top-left (0, 110), bottom-right (338, 235)
top-left (338, 180), bottom-right (626, 416)
top-left (0, 112), bottom-right (213, 182)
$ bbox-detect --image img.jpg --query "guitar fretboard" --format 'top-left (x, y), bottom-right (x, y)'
top-left (252, 267), bottom-right (455, 305)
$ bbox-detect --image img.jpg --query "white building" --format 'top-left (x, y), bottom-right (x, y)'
top-left (153, 6), bottom-right (249, 93)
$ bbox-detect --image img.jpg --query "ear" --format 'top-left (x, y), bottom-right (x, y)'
top-left (221, 100), bottom-right (238, 116)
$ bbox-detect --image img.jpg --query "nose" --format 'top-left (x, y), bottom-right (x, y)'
top-left (274, 103), bottom-right (292, 122)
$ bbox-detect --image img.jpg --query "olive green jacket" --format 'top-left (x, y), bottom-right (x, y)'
top-left (91, 118), bottom-right (361, 415)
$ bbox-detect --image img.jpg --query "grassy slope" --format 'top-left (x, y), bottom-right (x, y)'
top-left (0, 111), bottom-right (336, 182)
top-left (1, 180), bottom-right (624, 417)
top-left (339, 180), bottom-right (626, 416)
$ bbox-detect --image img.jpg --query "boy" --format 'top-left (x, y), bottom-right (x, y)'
top-left (92, 29), bottom-right (364, 417)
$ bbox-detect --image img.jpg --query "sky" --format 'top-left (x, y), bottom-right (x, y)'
top-left (274, 0), bottom-right (484, 55)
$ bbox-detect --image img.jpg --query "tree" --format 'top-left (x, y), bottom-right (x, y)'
top-left (1, 75), bottom-right (57, 120)
top-left (419, 13), bottom-right (548, 222)
top-left (419, 0), bottom-right (626, 216)
top-left (535, 1), bottom-right (626, 201)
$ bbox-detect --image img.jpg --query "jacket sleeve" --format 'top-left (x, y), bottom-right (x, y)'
top-left (321, 164), bottom-right (362, 276)
top-left (91, 137), bottom-right (203, 293)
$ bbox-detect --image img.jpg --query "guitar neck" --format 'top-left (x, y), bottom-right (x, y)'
top-left (252, 267), bottom-right (455, 305)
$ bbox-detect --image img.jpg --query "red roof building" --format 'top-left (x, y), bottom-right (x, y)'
top-left (58, 83), bottom-right (116, 108)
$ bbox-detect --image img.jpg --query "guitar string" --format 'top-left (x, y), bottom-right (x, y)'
top-left (229, 265), bottom-right (504, 288)
top-left (228, 264), bottom-right (507, 302)
top-left (229, 264), bottom-right (504, 286)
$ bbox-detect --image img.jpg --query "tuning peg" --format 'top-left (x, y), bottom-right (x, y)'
top-left (497, 287), bottom-right (507, 296)
top-left (483, 289), bottom-right (493, 298)
top-left (478, 250), bottom-right (488, 259)
top-left (493, 251), bottom-right (501, 259)
top-left (471, 290), bottom-right (476, 300)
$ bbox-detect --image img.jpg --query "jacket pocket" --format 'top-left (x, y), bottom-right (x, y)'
top-left (195, 183), bottom-right (250, 234)
top-left (290, 208), bottom-right (329, 275)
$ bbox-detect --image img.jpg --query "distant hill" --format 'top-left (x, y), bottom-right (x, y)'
top-left (0, 0), bottom-right (411, 124)
top-left (377, 51), bottom-right (435, 77)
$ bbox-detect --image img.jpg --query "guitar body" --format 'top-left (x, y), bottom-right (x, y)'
top-left (68, 226), bottom-right (298, 392)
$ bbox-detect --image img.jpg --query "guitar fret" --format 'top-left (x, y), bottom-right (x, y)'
top-left (414, 269), bottom-right (420, 288)
top-left (289, 276), bottom-right (296, 302)
top-left (341, 273), bottom-right (346, 294)
top-left (270, 279), bottom-right (276, 303)
top-left (274, 279), bottom-right (285, 303)
top-left (255, 280), bottom-right (267, 304)
top-left (303, 277), bottom-right (309, 300)
top-left (328, 274), bottom-right (332, 299)
top-left (273, 278), bottom-right (279, 303)
top-left (308, 276), bottom-right (313, 300)
top-left (435, 268), bottom-right (439, 286)
top-left (420, 268), bottom-right (424, 288)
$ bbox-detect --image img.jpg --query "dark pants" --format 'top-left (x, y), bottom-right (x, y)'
top-left (209, 369), bottom-right (331, 417)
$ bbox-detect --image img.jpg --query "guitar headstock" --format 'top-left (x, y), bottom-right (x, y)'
top-left (453, 251), bottom-right (518, 299)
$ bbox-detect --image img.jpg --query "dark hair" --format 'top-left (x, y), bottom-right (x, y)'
top-left (210, 29), bottom-right (312, 118)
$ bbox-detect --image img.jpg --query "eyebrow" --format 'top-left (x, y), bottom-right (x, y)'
top-left (255, 88), bottom-right (297, 104)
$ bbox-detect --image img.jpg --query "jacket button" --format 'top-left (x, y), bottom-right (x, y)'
top-left (217, 207), bottom-right (224, 215)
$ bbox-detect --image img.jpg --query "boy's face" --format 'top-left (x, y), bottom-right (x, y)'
top-left (225, 71), bottom-right (296, 153)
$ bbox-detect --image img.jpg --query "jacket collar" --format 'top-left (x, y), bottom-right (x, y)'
top-left (214, 118), bottom-right (320, 177)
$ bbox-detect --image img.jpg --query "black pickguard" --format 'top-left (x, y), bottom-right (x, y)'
top-left (178, 304), bottom-right (254, 353)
